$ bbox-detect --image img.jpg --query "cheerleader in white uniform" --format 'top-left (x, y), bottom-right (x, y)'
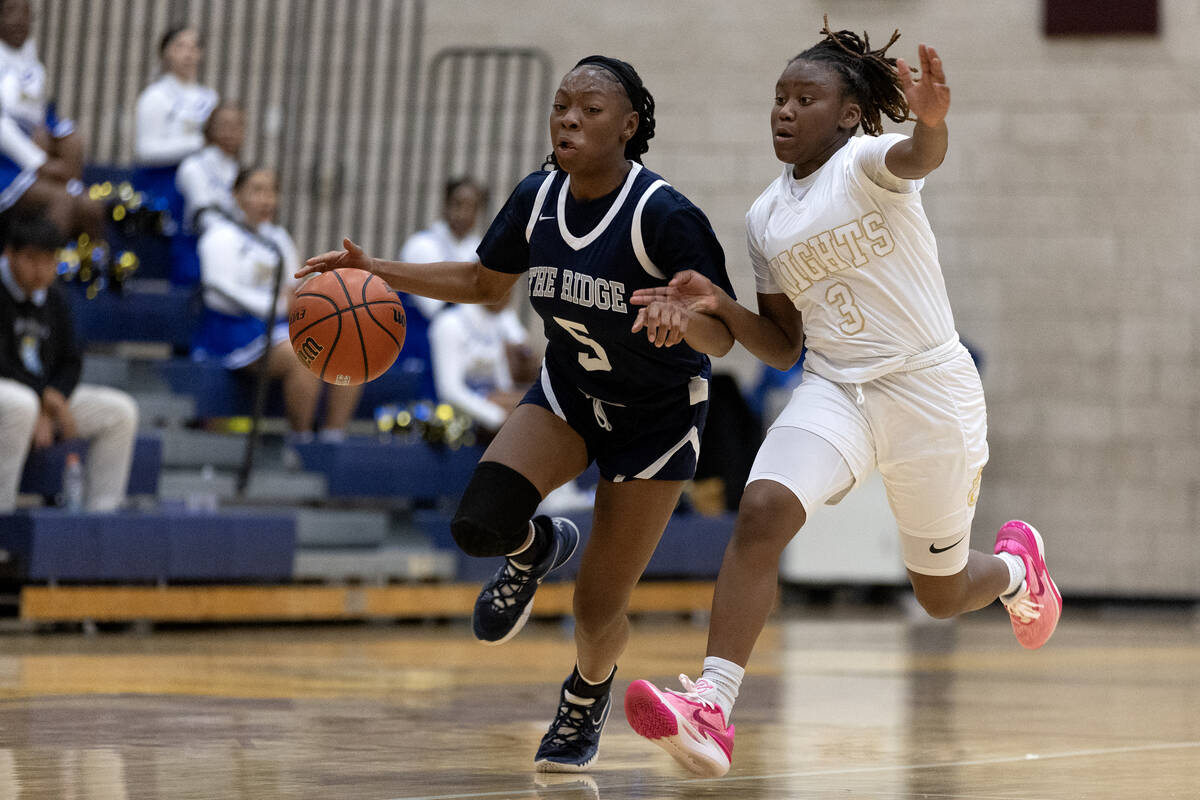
top-left (192, 167), bottom-right (361, 438)
top-left (134, 26), bottom-right (218, 285)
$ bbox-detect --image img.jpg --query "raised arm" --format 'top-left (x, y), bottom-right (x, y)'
top-left (885, 43), bottom-right (950, 180)
top-left (299, 238), bottom-right (519, 305)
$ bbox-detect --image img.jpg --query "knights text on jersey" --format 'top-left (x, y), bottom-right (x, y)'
top-left (478, 163), bottom-right (733, 405)
top-left (746, 134), bottom-right (958, 384)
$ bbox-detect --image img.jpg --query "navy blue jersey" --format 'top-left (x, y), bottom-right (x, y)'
top-left (478, 163), bottom-right (734, 405)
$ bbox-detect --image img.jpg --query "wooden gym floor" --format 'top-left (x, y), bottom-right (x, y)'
top-left (0, 601), bottom-right (1197, 799)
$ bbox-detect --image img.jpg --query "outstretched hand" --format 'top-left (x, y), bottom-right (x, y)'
top-left (296, 237), bottom-right (373, 280)
top-left (896, 44), bottom-right (950, 128)
top-left (629, 270), bottom-right (721, 315)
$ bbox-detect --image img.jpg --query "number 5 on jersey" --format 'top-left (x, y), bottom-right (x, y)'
top-left (553, 317), bottom-right (612, 372)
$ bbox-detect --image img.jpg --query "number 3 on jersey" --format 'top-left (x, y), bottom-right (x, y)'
top-left (553, 317), bottom-right (612, 372)
top-left (826, 281), bottom-right (865, 335)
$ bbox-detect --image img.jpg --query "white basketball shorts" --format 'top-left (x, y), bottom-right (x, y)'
top-left (747, 344), bottom-right (988, 576)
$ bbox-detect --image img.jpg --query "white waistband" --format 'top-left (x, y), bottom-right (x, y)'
top-left (892, 337), bottom-right (963, 373)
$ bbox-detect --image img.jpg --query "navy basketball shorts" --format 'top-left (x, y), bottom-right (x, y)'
top-left (520, 363), bottom-right (710, 483)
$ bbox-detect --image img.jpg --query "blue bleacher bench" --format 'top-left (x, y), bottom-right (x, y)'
top-left (292, 436), bottom-right (482, 499)
top-left (19, 436), bottom-right (162, 503)
top-left (0, 508), bottom-right (295, 583)
top-left (159, 358), bottom-right (428, 421)
top-left (65, 281), bottom-right (199, 351)
top-left (82, 164), bottom-right (173, 282)
top-left (413, 508), bottom-right (735, 584)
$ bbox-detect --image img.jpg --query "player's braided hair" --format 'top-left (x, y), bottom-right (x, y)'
top-left (542, 55), bottom-right (656, 169)
top-left (793, 16), bottom-right (911, 135)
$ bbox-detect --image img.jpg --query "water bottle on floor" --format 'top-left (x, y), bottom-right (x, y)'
top-left (62, 452), bottom-right (84, 512)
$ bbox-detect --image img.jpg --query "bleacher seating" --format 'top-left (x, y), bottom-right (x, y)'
top-left (158, 357), bottom-right (428, 421)
top-left (71, 161), bottom-right (432, 421)
top-left (81, 164), bottom-right (174, 283)
top-left (18, 436), bottom-right (163, 502)
top-left (0, 508), bottom-right (295, 583)
top-left (291, 436), bottom-right (482, 499)
top-left (65, 281), bottom-right (199, 352)
top-left (12, 167), bottom-right (730, 621)
top-left (415, 508), bottom-right (735, 585)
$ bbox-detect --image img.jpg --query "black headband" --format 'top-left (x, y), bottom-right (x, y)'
top-left (574, 55), bottom-right (644, 110)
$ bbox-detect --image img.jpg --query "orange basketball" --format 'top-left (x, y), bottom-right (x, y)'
top-left (289, 268), bottom-right (406, 385)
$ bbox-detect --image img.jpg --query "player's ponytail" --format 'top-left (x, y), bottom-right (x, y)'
top-left (793, 16), bottom-right (911, 136)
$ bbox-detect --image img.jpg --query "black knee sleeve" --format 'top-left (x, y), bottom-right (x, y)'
top-left (451, 461), bottom-right (543, 557)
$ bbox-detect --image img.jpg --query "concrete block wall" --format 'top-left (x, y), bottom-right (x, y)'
top-left (424, 0), bottom-right (1200, 595)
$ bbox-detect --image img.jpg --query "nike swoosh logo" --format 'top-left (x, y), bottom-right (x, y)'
top-left (929, 536), bottom-right (965, 554)
top-left (539, 214), bottom-right (555, 221)
top-left (688, 709), bottom-right (733, 756)
top-left (588, 700), bottom-right (611, 734)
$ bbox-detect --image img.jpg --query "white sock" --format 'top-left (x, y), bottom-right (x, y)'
top-left (697, 656), bottom-right (744, 722)
top-left (996, 551), bottom-right (1027, 599)
top-left (506, 521), bottom-right (538, 565)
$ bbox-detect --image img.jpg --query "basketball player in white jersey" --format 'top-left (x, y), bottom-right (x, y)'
top-left (622, 20), bottom-right (1062, 777)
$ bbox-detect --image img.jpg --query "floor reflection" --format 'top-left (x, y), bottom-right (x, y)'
top-left (0, 609), bottom-right (1194, 798)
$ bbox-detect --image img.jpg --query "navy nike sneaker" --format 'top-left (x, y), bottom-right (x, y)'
top-left (534, 675), bottom-right (612, 772)
top-left (472, 516), bottom-right (580, 645)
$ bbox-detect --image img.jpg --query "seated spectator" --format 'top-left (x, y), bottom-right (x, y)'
top-left (176, 102), bottom-right (243, 234)
top-left (191, 167), bottom-right (361, 440)
top-left (398, 177), bottom-right (487, 317)
top-left (0, 0), bottom-right (84, 182)
top-left (0, 106), bottom-right (102, 241)
top-left (134, 26), bottom-right (218, 285)
top-left (0, 6), bottom-right (103, 247)
top-left (173, 102), bottom-right (243, 286)
top-left (428, 289), bottom-right (530, 435)
top-left (395, 177), bottom-right (487, 398)
top-left (0, 213), bottom-right (138, 512)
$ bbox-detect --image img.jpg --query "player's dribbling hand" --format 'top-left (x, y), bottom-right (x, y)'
top-left (629, 270), bottom-right (720, 315)
top-left (896, 44), bottom-right (949, 127)
top-left (296, 238), bottom-right (372, 280)
top-left (632, 299), bottom-right (689, 348)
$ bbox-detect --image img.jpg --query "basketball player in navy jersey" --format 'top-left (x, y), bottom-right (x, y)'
top-left (300, 55), bottom-right (735, 771)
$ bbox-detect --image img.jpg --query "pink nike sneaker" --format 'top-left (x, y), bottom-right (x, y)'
top-left (624, 675), bottom-right (734, 777)
top-left (994, 520), bottom-right (1062, 649)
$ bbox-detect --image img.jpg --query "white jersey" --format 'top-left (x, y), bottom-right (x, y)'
top-left (198, 215), bottom-right (298, 320)
top-left (134, 74), bottom-right (218, 166)
top-left (0, 39), bottom-right (66, 136)
top-left (746, 133), bottom-right (957, 384)
top-left (397, 219), bottom-right (482, 319)
top-left (176, 144), bottom-right (238, 232)
top-left (428, 304), bottom-right (522, 431)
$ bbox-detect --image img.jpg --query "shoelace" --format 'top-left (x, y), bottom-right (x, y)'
top-left (667, 674), bottom-right (714, 706)
top-left (1002, 586), bottom-right (1041, 622)
top-left (488, 560), bottom-right (535, 610)
top-left (544, 696), bottom-right (594, 745)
